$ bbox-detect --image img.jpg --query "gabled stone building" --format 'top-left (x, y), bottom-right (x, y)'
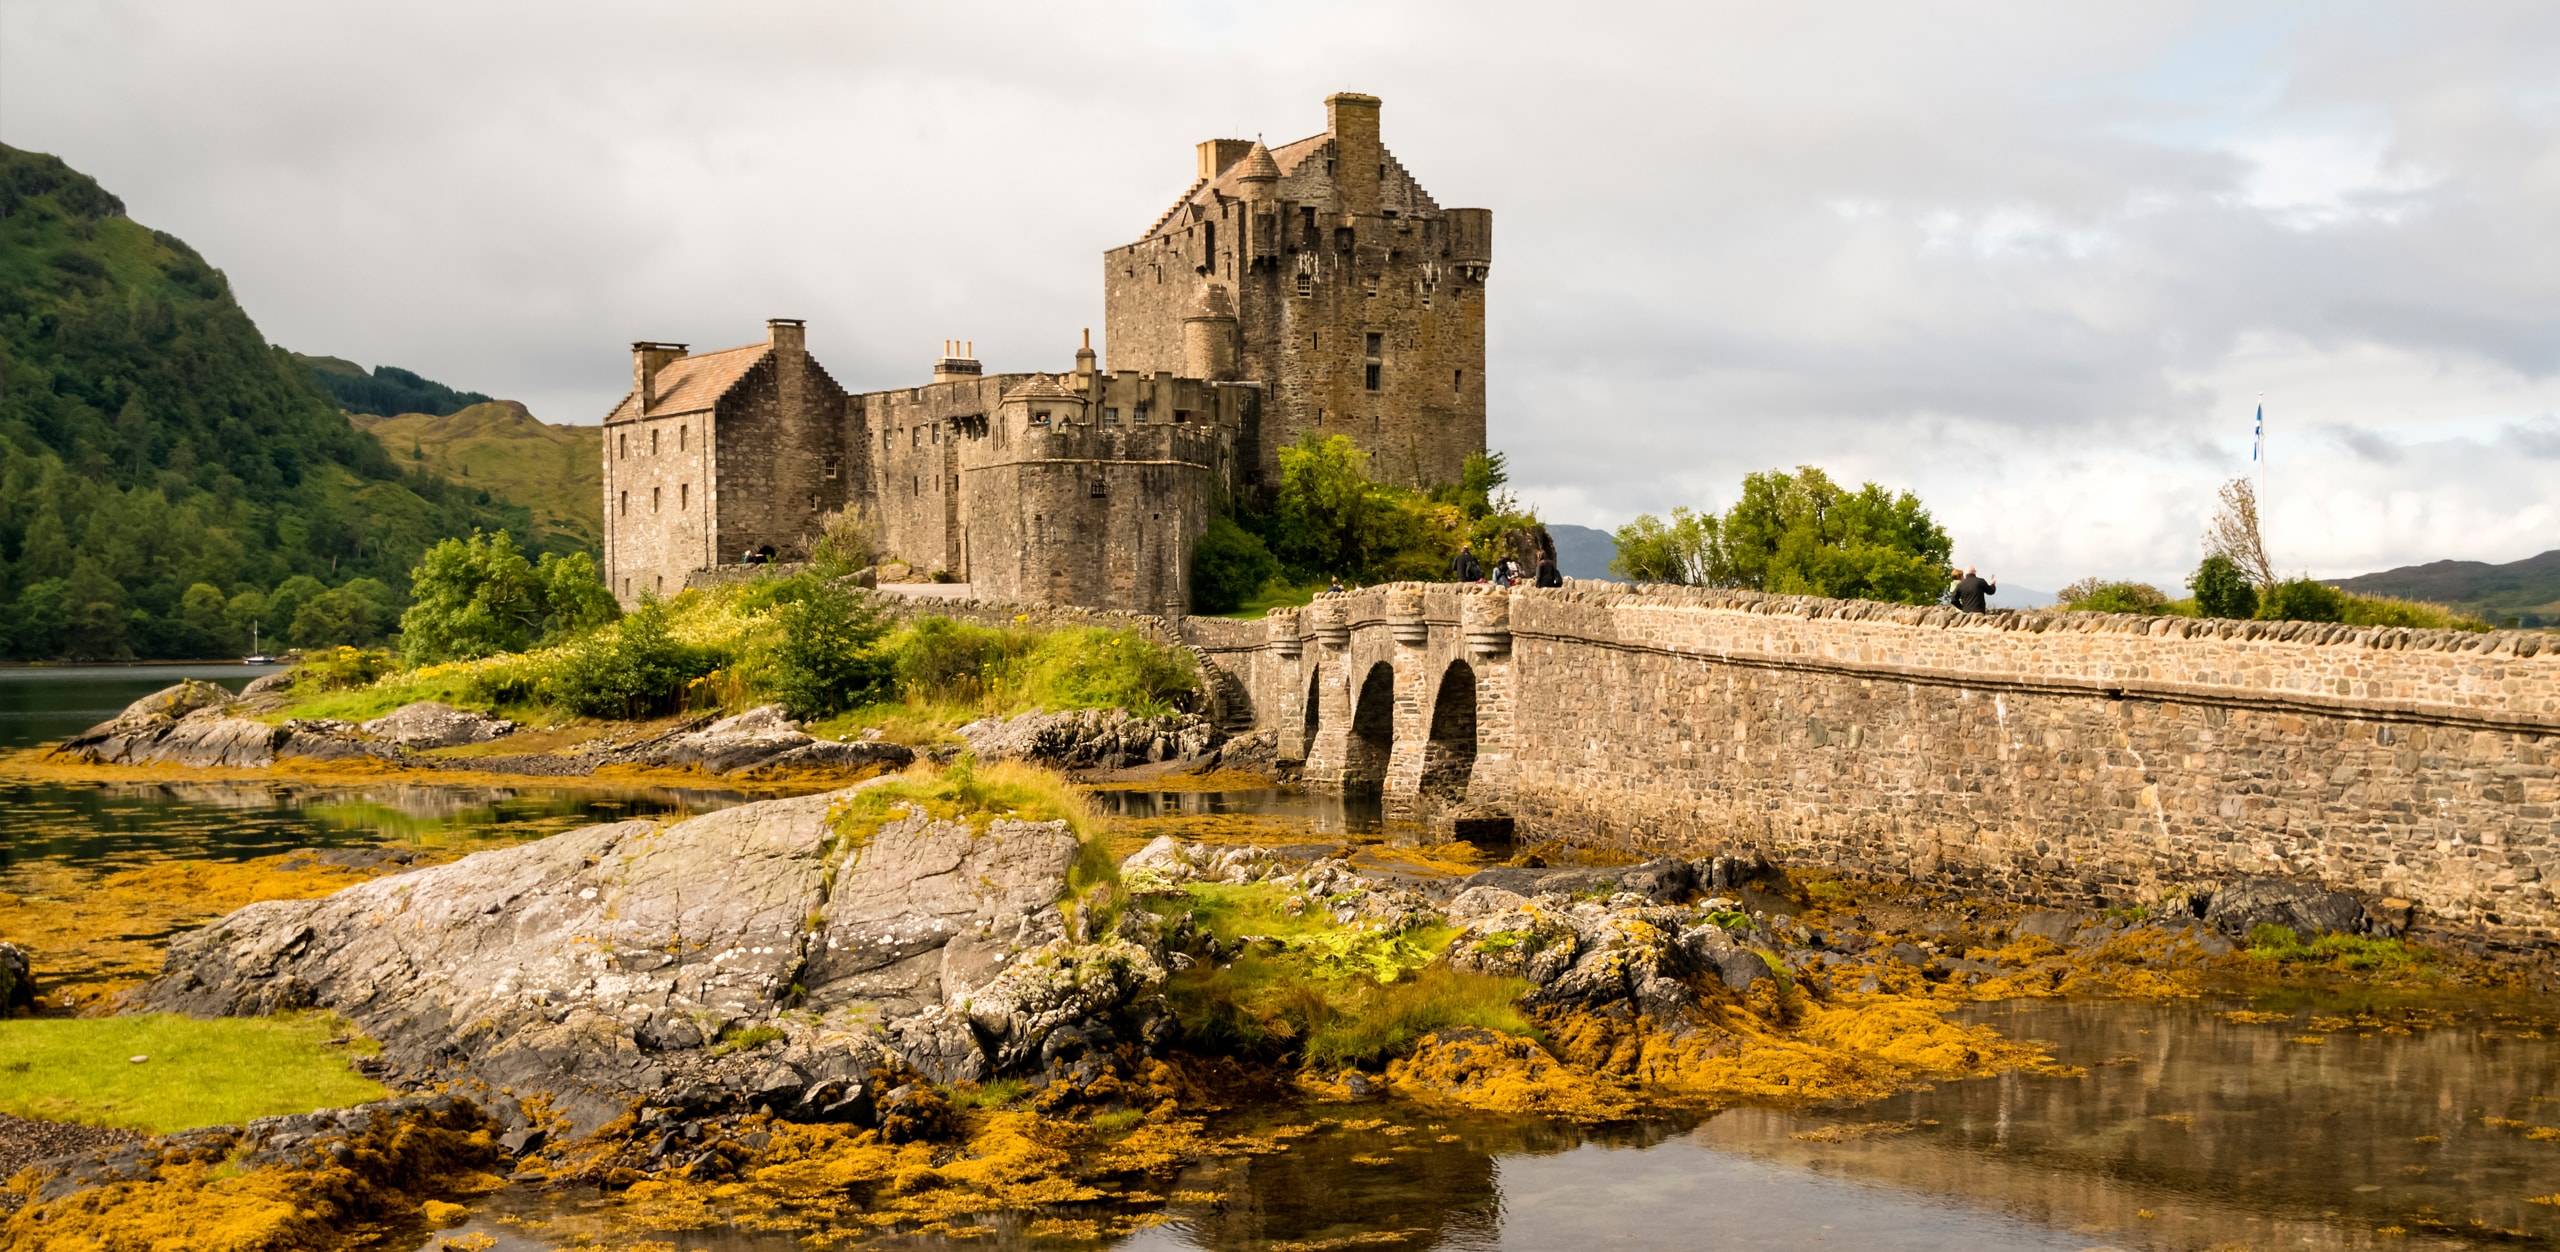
top-left (602, 93), bottom-right (1487, 613)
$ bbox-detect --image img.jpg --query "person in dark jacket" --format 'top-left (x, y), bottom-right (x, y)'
top-left (1534, 552), bottom-right (1563, 587)
top-left (1451, 543), bottom-right (1482, 583)
top-left (1951, 566), bottom-right (1997, 613)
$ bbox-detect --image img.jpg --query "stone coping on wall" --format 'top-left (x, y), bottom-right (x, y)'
top-left (1264, 581), bottom-right (2556, 734)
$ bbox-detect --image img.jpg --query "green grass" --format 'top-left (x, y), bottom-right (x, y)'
top-left (2245, 924), bottom-right (2428, 972)
top-left (352, 404), bottom-right (604, 550)
top-left (944, 1078), bottom-right (1029, 1110)
top-left (1218, 581), bottom-right (1326, 619)
top-left (0, 1013), bottom-right (389, 1132)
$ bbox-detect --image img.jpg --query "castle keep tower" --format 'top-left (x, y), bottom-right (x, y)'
top-left (1103, 92), bottom-right (1492, 490)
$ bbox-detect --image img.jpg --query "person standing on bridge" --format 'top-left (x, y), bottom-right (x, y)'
top-left (1450, 543), bottom-right (1482, 583)
top-left (1951, 566), bottom-right (1998, 613)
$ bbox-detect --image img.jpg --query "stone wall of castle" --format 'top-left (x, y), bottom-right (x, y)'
top-left (857, 374), bottom-right (1019, 578)
top-left (711, 353), bottom-right (854, 563)
top-left (966, 420), bottom-right (1231, 615)
top-left (1206, 584), bottom-right (2558, 942)
top-left (602, 400), bottom-right (714, 603)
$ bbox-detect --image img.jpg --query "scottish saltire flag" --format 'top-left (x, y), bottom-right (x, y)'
top-left (2252, 403), bottom-right (2263, 462)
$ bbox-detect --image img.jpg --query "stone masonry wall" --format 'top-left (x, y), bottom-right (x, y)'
top-left (1500, 586), bottom-right (2557, 942)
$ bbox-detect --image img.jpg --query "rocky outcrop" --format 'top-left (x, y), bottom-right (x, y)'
top-left (959, 708), bottom-right (1219, 770)
top-left (636, 705), bottom-right (915, 775)
top-left (359, 701), bottom-right (517, 749)
top-left (2202, 874), bottom-right (2369, 938)
top-left (50, 682), bottom-right (386, 768)
top-left (136, 782), bottom-right (1158, 1135)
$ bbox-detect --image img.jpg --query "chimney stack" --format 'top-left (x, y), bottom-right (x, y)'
top-left (934, 338), bottom-right (982, 383)
top-left (1326, 92), bottom-right (1382, 219)
top-left (766, 318), bottom-right (805, 357)
top-left (1195, 138), bottom-right (1254, 182)
top-left (631, 341), bottom-right (688, 412)
top-left (1075, 327), bottom-right (1097, 379)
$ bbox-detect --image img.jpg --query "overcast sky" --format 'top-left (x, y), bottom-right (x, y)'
top-left (5, 0), bottom-right (2554, 590)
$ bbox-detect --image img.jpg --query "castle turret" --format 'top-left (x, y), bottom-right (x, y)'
top-left (1182, 282), bottom-right (1237, 382)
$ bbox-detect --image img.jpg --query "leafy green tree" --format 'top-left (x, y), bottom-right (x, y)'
top-left (2260, 577), bottom-right (2345, 623)
top-left (1610, 507), bottom-right (1716, 584)
top-left (1265, 434), bottom-right (1392, 579)
top-left (1430, 450), bottom-right (1512, 522)
top-left (399, 530), bottom-right (618, 664)
top-left (2188, 555), bottom-right (2259, 620)
top-left (762, 576), bottom-right (892, 719)
top-left (1612, 467), bottom-right (1952, 604)
top-left (536, 553), bottom-right (620, 641)
top-left (1190, 515), bottom-right (1280, 613)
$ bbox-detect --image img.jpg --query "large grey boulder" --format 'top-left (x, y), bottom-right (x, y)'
top-left (138, 782), bottom-right (1153, 1134)
top-left (643, 705), bottom-right (913, 775)
top-left (52, 681), bottom-right (256, 766)
top-left (359, 701), bottom-right (517, 749)
top-left (2203, 875), bottom-right (2367, 938)
top-left (959, 708), bottom-right (1219, 770)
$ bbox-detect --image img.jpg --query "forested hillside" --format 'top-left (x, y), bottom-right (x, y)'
top-left (2333, 550), bottom-right (2560, 629)
top-left (0, 144), bottom-right (572, 661)
top-left (294, 352), bottom-right (491, 418)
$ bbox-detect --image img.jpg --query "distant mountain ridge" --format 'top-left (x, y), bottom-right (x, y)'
top-left (295, 353), bottom-right (492, 418)
top-left (2332, 550), bottom-right (2560, 628)
top-left (353, 402), bottom-right (602, 550)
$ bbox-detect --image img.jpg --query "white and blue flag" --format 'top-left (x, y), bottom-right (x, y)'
top-left (2252, 402), bottom-right (2263, 462)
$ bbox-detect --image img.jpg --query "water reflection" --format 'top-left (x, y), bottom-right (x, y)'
top-left (1089, 787), bottom-right (1386, 836)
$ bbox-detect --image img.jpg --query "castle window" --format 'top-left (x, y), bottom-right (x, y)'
top-left (619, 490), bottom-right (627, 515)
top-left (931, 425), bottom-right (940, 445)
top-left (1363, 277), bottom-right (1378, 298)
top-left (680, 483), bottom-right (688, 510)
top-left (913, 476), bottom-right (919, 496)
top-left (1365, 363), bottom-right (1381, 391)
top-left (1365, 333), bottom-right (1382, 356)
top-left (651, 428), bottom-right (660, 455)
top-left (1103, 407), bottom-right (1119, 425)
top-left (618, 432), bottom-right (627, 459)
top-left (1203, 222), bottom-right (1215, 272)
top-left (1134, 401), bottom-right (1151, 423)
top-left (1089, 477), bottom-right (1107, 498)
top-left (824, 455), bottom-right (840, 480)
top-left (1296, 271), bottom-right (1312, 297)
top-left (912, 428), bottom-right (922, 448)
top-left (1334, 226), bottom-right (1353, 252)
top-left (1454, 369), bottom-right (1464, 392)
top-left (652, 487), bottom-right (660, 512)
top-left (679, 424), bottom-right (686, 450)
top-left (655, 574), bottom-right (662, 594)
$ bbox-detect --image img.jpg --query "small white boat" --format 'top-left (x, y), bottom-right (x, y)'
top-left (244, 625), bottom-right (274, 665)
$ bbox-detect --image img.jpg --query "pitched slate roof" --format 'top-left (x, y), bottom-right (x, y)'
top-left (603, 342), bottom-right (768, 422)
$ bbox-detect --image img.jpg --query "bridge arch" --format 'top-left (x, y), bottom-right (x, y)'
top-left (1422, 658), bottom-right (1478, 801)
top-left (1344, 661), bottom-right (1397, 793)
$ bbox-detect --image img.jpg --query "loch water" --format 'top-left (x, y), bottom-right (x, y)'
top-left (2, 667), bottom-right (2554, 1251)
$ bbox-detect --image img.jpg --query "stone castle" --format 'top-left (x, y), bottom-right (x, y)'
top-left (602, 92), bottom-right (1490, 612)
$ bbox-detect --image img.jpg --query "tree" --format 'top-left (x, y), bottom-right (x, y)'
top-left (1190, 515), bottom-right (1280, 613)
top-left (2058, 579), bottom-right (2169, 614)
top-left (761, 576), bottom-right (892, 719)
top-left (2260, 577), bottom-right (2345, 623)
top-left (1266, 434), bottom-right (1391, 579)
top-left (2205, 478), bottom-right (2276, 588)
top-left (398, 531), bottom-right (621, 664)
top-left (1610, 507), bottom-right (1716, 584)
top-left (2188, 555), bottom-right (2259, 620)
top-left (1613, 467), bottom-right (1952, 604)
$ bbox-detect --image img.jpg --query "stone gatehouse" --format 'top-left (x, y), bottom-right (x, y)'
top-left (603, 92), bottom-right (1490, 612)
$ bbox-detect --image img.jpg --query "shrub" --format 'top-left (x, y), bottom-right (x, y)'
top-left (299, 646), bottom-right (391, 691)
top-left (2189, 555), bottom-right (2259, 620)
top-left (2060, 580), bottom-right (2169, 614)
top-left (992, 626), bottom-right (1197, 716)
top-left (884, 617), bottom-right (1012, 704)
top-left (762, 577), bottom-right (891, 719)
top-left (1191, 514), bottom-right (1280, 614)
top-left (806, 510), bottom-right (879, 578)
top-left (2259, 577), bottom-right (2345, 623)
top-left (2337, 593), bottom-right (2490, 632)
top-left (547, 601), bottom-right (721, 719)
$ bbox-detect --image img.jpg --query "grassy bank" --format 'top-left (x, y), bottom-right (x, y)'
top-left (0, 1013), bottom-right (386, 1132)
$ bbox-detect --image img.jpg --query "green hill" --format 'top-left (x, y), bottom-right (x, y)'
top-left (2331, 550), bottom-right (2560, 629)
top-left (355, 402), bottom-right (602, 550)
top-left (0, 143), bottom-right (574, 661)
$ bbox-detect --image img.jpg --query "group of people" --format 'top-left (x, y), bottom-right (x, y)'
top-left (1449, 541), bottom-right (1563, 588)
